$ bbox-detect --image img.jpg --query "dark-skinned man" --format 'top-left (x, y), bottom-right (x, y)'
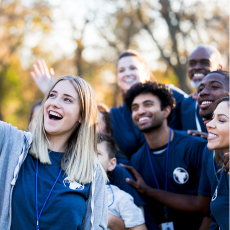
top-left (180, 44), bottom-right (222, 137)
top-left (122, 71), bottom-right (230, 230)
top-left (122, 82), bottom-right (207, 230)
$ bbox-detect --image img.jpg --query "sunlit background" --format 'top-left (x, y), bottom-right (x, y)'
top-left (0, 0), bottom-right (229, 129)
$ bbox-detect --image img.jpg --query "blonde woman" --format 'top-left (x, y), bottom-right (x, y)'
top-left (0, 76), bottom-right (107, 230)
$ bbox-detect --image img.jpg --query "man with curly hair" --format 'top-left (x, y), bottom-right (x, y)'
top-left (121, 82), bottom-right (207, 230)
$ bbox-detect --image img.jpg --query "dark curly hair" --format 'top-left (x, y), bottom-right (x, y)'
top-left (125, 82), bottom-right (176, 123)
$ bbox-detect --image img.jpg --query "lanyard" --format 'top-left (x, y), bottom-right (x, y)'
top-left (147, 128), bottom-right (172, 222)
top-left (35, 159), bottom-right (62, 230)
top-left (195, 101), bottom-right (202, 132)
top-left (107, 184), bottom-right (115, 207)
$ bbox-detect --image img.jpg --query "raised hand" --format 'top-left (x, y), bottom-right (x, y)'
top-left (30, 59), bottom-right (55, 95)
top-left (187, 130), bottom-right (208, 139)
top-left (120, 164), bottom-right (150, 194)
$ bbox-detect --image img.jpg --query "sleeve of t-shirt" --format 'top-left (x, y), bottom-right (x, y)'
top-left (190, 138), bottom-right (207, 179)
top-left (198, 148), bottom-right (212, 197)
top-left (110, 165), bottom-right (146, 207)
top-left (117, 190), bottom-right (145, 228)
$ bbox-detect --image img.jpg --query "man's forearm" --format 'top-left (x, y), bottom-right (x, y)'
top-left (145, 187), bottom-right (210, 214)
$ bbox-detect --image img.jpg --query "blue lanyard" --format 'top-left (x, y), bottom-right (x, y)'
top-left (107, 184), bottom-right (115, 207)
top-left (147, 128), bottom-right (172, 221)
top-left (35, 159), bottom-right (62, 230)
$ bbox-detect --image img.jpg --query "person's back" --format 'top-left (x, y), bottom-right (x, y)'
top-left (107, 184), bottom-right (145, 230)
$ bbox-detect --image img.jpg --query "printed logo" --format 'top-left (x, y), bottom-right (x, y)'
top-left (212, 187), bottom-right (218, 201)
top-left (63, 177), bottom-right (84, 190)
top-left (173, 167), bottom-right (189, 184)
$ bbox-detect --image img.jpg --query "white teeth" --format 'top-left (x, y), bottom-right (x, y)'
top-left (194, 73), bottom-right (205, 78)
top-left (202, 101), bottom-right (212, 105)
top-left (49, 111), bottom-right (62, 118)
top-left (208, 133), bottom-right (218, 138)
top-left (139, 117), bottom-right (149, 122)
top-left (125, 79), bottom-right (134, 82)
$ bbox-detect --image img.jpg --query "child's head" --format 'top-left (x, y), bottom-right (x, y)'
top-left (97, 132), bottom-right (117, 172)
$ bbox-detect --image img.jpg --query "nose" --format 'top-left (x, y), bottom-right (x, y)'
top-left (194, 61), bottom-right (203, 70)
top-left (51, 97), bottom-right (61, 108)
top-left (206, 118), bottom-right (215, 130)
top-left (199, 86), bottom-right (210, 97)
top-left (137, 105), bottom-right (146, 115)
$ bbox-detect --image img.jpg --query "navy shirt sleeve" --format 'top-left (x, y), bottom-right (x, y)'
top-left (109, 165), bottom-right (146, 207)
top-left (198, 147), bottom-right (212, 197)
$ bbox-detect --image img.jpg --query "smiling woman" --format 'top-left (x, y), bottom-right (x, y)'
top-left (206, 96), bottom-right (229, 230)
top-left (0, 75), bottom-right (108, 230)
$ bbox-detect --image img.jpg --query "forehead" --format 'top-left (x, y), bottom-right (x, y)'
top-left (117, 56), bottom-right (142, 68)
top-left (97, 141), bottom-right (108, 154)
top-left (189, 48), bottom-right (212, 61)
top-left (52, 80), bottom-right (78, 97)
top-left (214, 101), bottom-right (229, 116)
top-left (132, 93), bottom-right (161, 105)
top-left (201, 73), bottom-right (226, 85)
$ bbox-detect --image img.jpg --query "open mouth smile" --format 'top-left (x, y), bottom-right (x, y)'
top-left (207, 132), bottom-right (218, 140)
top-left (192, 73), bottom-right (206, 81)
top-left (138, 117), bottom-right (150, 124)
top-left (48, 111), bottom-right (63, 121)
top-left (200, 101), bottom-right (213, 108)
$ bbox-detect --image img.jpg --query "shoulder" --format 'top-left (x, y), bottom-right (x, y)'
top-left (130, 143), bottom-right (146, 168)
top-left (173, 130), bottom-right (207, 147)
top-left (181, 96), bottom-right (195, 106)
top-left (167, 84), bottom-right (188, 98)
top-left (202, 145), bottom-right (213, 160)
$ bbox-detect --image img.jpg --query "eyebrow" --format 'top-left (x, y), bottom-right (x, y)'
top-left (189, 58), bottom-right (210, 62)
top-left (209, 80), bottom-right (224, 85)
top-left (51, 90), bottom-right (76, 100)
top-left (217, 114), bottom-right (229, 118)
top-left (132, 100), bottom-right (154, 107)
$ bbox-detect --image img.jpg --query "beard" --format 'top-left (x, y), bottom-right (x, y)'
top-left (190, 80), bottom-right (202, 89)
top-left (135, 113), bottom-right (164, 133)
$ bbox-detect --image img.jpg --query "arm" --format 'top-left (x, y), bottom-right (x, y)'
top-left (131, 224), bottom-right (147, 230)
top-left (82, 165), bottom-right (108, 230)
top-left (199, 217), bottom-right (212, 230)
top-left (108, 214), bottom-right (127, 230)
top-left (224, 152), bottom-right (229, 175)
top-left (120, 164), bottom-right (211, 214)
top-left (187, 130), bottom-right (208, 139)
top-left (30, 59), bottom-right (54, 95)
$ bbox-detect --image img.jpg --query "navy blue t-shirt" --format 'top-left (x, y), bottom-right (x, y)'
top-left (12, 151), bottom-right (90, 230)
top-left (110, 85), bottom-right (187, 159)
top-left (109, 164), bottom-right (146, 207)
top-left (180, 96), bottom-right (207, 132)
top-left (198, 146), bottom-right (221, 197)
top-left (131, 130), bottom-right (207, 230)
top-left (210, 171), bottom-right (229, 230)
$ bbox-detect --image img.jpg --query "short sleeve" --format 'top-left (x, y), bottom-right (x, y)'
top-left (198, 148), bottom-right (212, 197)
top-left (118, 191), bottom-right (145, 228)
top-left (110, 165), bottom-right (145, 207)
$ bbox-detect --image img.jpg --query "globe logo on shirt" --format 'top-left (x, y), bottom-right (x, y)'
top-left (63, 177), bottom-right (85, 190)
top-left (173, 167), bottom-right (189, 184)
top-left (212, 187), bottom-right (218, 201)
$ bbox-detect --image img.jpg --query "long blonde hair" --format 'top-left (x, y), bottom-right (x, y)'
top-left (29, 75), bottom-right (106, 184)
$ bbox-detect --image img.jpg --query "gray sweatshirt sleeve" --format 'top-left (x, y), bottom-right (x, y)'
top-left (82, 164), bottom-right (108, 230)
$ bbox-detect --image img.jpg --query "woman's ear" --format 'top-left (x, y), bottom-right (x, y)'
top-left (108, 158), bottom-right (117, 172)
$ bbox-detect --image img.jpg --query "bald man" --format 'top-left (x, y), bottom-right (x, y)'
top-left (180, 44), bottom-right (222, 134)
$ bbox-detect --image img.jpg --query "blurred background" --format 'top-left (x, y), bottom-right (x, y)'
top-left (0, 0), bottom-right (229, 129)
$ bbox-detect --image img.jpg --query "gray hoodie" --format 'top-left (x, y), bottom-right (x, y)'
top-left (0, 121), bottom-right (108, 230)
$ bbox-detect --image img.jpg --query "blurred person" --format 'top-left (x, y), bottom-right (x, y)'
top-left (97, 102), bottom-right (146, 214)
top-left (180, 44), bottom-right (222, 136)
top-left (0, 76), bottom-right (108, 230)
top-left (30, 54), bottom-right (188, 160)
top-left (122, 82), bottom-right (207, 230)
top-left (28, 100), bottom-right (42, 123)
top-left (97, 133), bottom-right (147, 230)
top-left (120, 71), bottom-right (229, 230)
top-left (206, 96), bottom-right (229, 230)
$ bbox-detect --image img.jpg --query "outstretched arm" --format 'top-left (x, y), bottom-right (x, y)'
top-left (120, 164), bottom-right (211, 214)
top-left (30, 59), bottom-right (54, 95)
